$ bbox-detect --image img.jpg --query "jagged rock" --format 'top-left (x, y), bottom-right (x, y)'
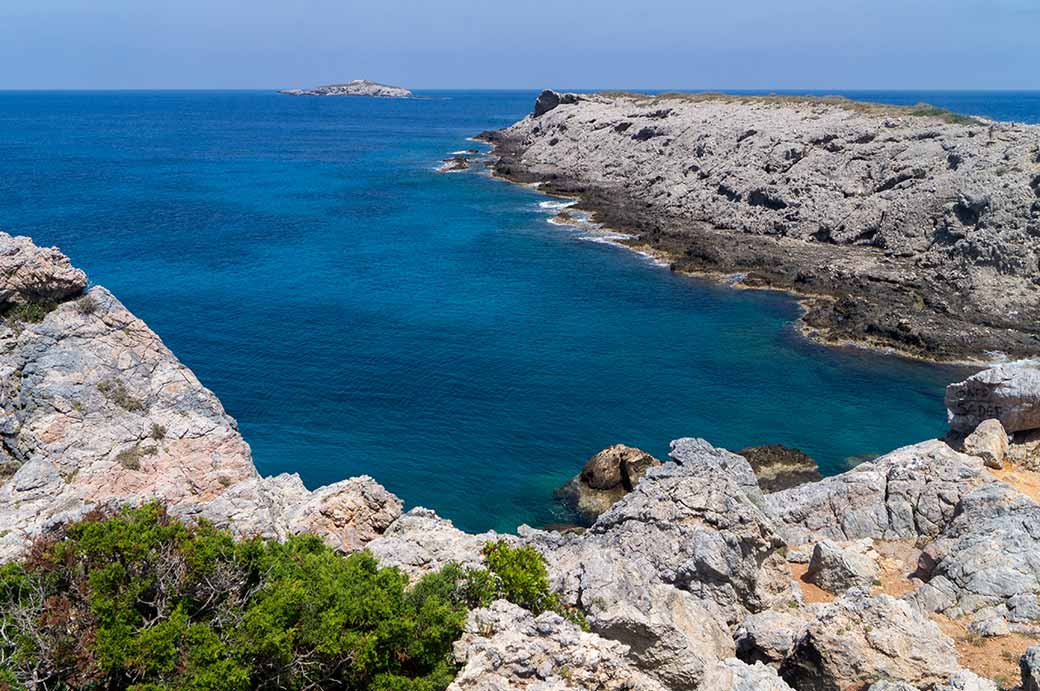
top-left (0, 232), bottom-right (87, 306)
top-left (488, 92), bottom-right (1040, 360)
top-left (0, 236), bottom-right (401, 561)
top-left (962, 419), bottom-right (1009, 469)
top-left (805, 539), bottom-right (880, 594)
top-left (368, 507), bottom-right (508, 579)
top-left (1008, 429), bottom-right (1040, 470)
top-left (779, 589), bottom-right (962, 691)
top-left (278, 79), bottom-right (412, 98)
top-left (766, 440), bottom-right (989, 545)
top-left (701, 658), bottom-right (797, 690)
top-left (534, 89), bottom-right (562, 117)
top-left (737, 444), bottom-right (822, 492)
top-left (947, 364), bottom-right (1040, 433)
top-left (1022, 645), bottom-right (1040, 691)
top-left (556, 444), bottom-right (662, 521)
top-left (868, 671), bottom-right (997, 691)
top-left (735, 610), bottom-right (807, 667)
top-left (908, 483), bottom-right (1040, 626)
top-left (447, 600), bottom-right (668, 691)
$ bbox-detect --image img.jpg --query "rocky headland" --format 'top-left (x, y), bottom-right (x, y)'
top-left (478, 90), bottom-right (1040, 362)
top-left (6, 231), bottom-right (1040, 689)
top-left (278, 79), bottom-right (413, 98)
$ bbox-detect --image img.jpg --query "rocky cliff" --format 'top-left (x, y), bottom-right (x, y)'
top-left (481, 90), bottom-right (1040, 361)
top-left (278, 79), bottom-right (413, 98)
top-left (6, 231), bottom-right (1040, 689)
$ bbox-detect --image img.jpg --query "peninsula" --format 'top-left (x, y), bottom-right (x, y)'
top-left (5, 230), bottom-right (1040, 689)
top-left (479, 90), bottom-right (1040, 362)
top-left (278, 79), bottom-right (413, 98)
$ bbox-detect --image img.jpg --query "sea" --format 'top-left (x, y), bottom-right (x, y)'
top-left (2, 89), bottom-right (1037, 532)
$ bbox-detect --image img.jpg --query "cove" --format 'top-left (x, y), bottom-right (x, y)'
top-left (0, 90), bottom-right (988, 532)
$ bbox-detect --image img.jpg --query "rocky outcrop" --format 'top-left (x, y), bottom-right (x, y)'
top-left (909, 482), bottom-right (1040, 629)
top-left (1022, 645), bottom-right (1040, 691)
top-left (765, 439), bottom-right (988, 545)
top-left (278, 80), bottom-right (412, 98)
top-left (483, 91), bottom-right (1040, 360)
top-left (0, 235), bottom-right (401, 561)
top-left (779, 589), bottom-right (962, 691)
top-left (735, 610), bottom-right (807, 667)
top-left (447, 600), bottom-right (668, 691)
top-left (947, 364), bottom-right (1040, 433)
top-left (0, 232), bottom-right (87, 306)
top-left (555, 443), bottom-right (662, 521)
top-left (737, 444), bottom-right (822, 492)
top-left (961, 419), bottom-right (1009, 469)
top-left (804, 539), bottom-right (880, 594)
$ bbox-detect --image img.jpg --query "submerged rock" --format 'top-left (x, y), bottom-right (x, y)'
top-left (737, 444), bottom-right (822, 492)
top-left (947, 364), bottom-right (1040, 434)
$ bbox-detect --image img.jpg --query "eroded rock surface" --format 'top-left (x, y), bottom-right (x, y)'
top-left (805, 539), bottom-right (881, 594)
top-left (947, 364), bottom-right (1040, 433)
top-left (0, 231), bottom-right (87, 306)
top-left (484, 91), bottom-right (1040, 360)
top-left (555, 443), bottom-right (662, 521)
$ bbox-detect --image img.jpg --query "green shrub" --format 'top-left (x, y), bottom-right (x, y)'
top-left (481, 540), bottom-right (587, 630)
top-left (0, 507), bottom-right (576, 690)
top-left (4, 300), bottom-right (57, 324)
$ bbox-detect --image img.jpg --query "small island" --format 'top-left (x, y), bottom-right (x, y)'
top-left (278, 79), bottom-right (412, 98)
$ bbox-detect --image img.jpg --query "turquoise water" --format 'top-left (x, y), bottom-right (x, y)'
top-left (3, 90), bottom-right (1033, 532)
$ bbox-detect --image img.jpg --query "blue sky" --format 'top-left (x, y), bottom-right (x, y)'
top-left (1, 0), bottom-right (1037, 90)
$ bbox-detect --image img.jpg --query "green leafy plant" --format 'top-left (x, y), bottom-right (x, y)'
top-left (4, 300), bottom-right (57, 324)
top-left (481, 540), bottom-right (587, 630)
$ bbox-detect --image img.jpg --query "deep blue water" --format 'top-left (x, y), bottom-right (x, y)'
top-left (1, 89), bottom-right (1033, 532)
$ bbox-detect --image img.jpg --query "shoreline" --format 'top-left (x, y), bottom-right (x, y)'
top-left (478, 140), bottom-right (994, 368)
top-left (474, 119), bottom-right (1037, 366)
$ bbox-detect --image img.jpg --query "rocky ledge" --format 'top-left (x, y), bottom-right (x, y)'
top-left (479, 90), bottom-right (1040, 361)
top-left (7, 231), bottom-right (1040, 689)
top-left (278, 79), bottom-right (413, 98)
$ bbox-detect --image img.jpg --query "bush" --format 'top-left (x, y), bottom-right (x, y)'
top-left (0, 507), bottom-right (573, 690)
top-left (4, 301), bottom-right (56, 324)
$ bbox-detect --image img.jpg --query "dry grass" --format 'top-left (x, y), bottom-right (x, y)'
top-left (596, 91), bottom-right (985, 126)
top-left (933, 614), bottom-right (1037, 688)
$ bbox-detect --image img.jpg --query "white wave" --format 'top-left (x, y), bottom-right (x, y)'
top-left (450, 150), bottom-right (477, 155)
top-left (538, 199), bottom-right (578, 211)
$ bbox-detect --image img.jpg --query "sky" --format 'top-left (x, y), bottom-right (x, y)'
top-left (1, 0), bottom-right (1037, 90)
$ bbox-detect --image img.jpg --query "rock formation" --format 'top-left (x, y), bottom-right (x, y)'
top-left (278, 80), bottom-right (412, 98)
top-left (480, 91), bottom-right (1040, 360)
top-left (737, 444), bottom-right (822, 492)
top-left (947, 363), bottom-right (1040, 433)
top-left (555, 443), bottom-right (662, 521)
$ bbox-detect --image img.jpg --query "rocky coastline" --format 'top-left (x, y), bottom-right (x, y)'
top-left (478, 90), bottom-right (1040, 362)
top-left (7, 231), bottom-right (1040, 688)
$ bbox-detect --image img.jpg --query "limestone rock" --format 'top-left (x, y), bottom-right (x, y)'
top-left (737, 444), bottom-right (822, 492)
top-left (488, 92), bottom-right (1040, 360)
top-left (779, 589), bottom-right (961, 691)
top-left (962, 419), bottom-right (1009, 468)
top-left (0, 232), bottom-right (87, 306)
top-left (1022, 645), bottom-right (1040, 691)
top-left (447, 600), bottom-right (667, 691)
top-left (735, 610), bottom-right (807, 667)
top-left (368, 507), bottom-right (508, 579)
top-left (908, 482), bottom-right (1040, 626)
top-left (556, 444), bottom-right (662, 521)
top-left (947, 364), bottom-right (1040, 433)
top-left (766, 440), bottom-right (989, 545)
top-left (869, 671), bottom-right (998, 691)
top-left (805, 539), bottom-right (880, 594)
top-left (701, 658), bottom-right (797, 691)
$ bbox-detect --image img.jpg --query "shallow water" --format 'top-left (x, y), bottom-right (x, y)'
top-left (2, 89), bottom-right (1032, 532)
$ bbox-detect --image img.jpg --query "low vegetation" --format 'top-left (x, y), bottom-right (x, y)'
top-left (2, 301), bottom-right (57, 324)
top-left (0, 505), bottom-right (574, 690)
top-left (97, 378), bottom-right (145, 413)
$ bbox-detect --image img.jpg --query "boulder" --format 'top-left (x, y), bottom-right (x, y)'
top-left (701, 658), bottom-right (797, 690)
top-left (735, 610), bottom-right (807, 667)
top-left (947, 364), bottom-right (1040, 434)
top-left (805, 539), bottom-right (880, 594)
top-left (868, 671), bottom-right (997, 691)
top-left (447, 600), bottom-right (668, 691)
top-left (962, 419), bottom-right (1009, 469)
top-left (1022, 645), bottom-right (1040, 691)
top-left (0, 232), bottom-right (87, 306)
top-left (779, 589), bottom-right (962, 691)
top-left (556, 444), bottom-right (662, 521)
top-left (737, 444), bottom-right (822, 492)
top-left (533, 89), bottom-right (562, 117)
